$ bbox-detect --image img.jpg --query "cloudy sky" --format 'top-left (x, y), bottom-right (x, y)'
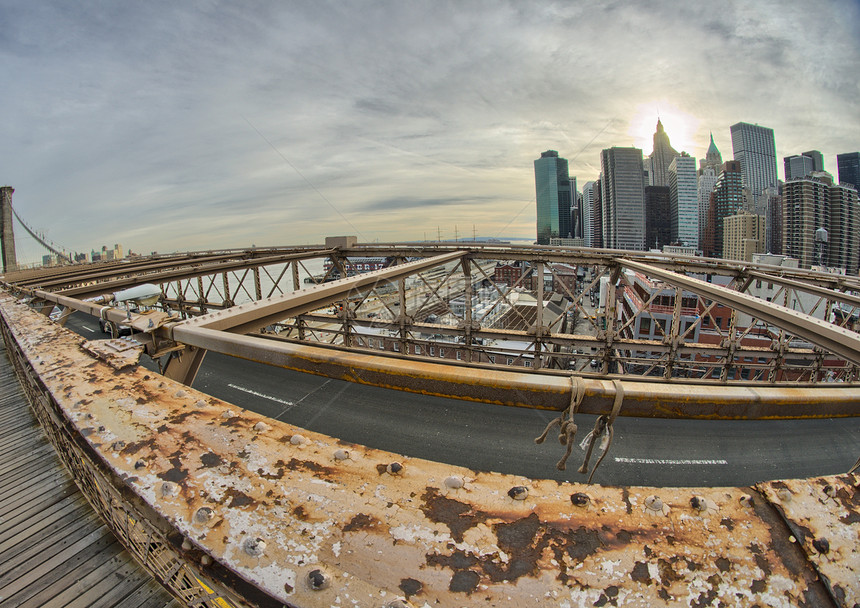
top-left (2, 1), bottom-right (858, 264)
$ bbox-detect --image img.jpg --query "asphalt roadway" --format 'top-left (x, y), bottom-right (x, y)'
top-left (66, 314), bottom-right (859, 488)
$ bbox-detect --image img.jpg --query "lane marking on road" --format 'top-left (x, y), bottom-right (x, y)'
top-left (274, 379), bottom-right (333, 421)
top-left (614, 457), bottom-right (728, 465)
top-left (82, 326), bottom-right (95, 332)
top-left (227, 384), bottom-right (293, 406)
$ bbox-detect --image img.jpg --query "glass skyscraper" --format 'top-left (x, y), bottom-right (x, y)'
top-left (837, 152), bottom-right (860, 192)
top-left (730, 122), bottom-right (778, 197)
top-left (534, 150), bottom-right (572, 245)
top-left (668, 153), bottom-right (699, 247)
top-left (600, 147), bottom-right (646, 251)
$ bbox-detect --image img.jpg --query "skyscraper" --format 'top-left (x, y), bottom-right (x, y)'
top-left (784, 155), bottom-right (815, 181)
top-left (668, 153), bottom-right (698, 246)
top-left (644, 186), bottom-right (671, 249)
top-left (837, 152), bottom-right (860, 191)
top-left (648, 119), bottom-right (678, 187)
top-left (581, 181), bottom-right (595, 248)
top-left (534, 150), bottom-right (573, 245)
top-left (702, 161), bottom-right (743, 258)
top-left (730, 122), bottom-right (778, 198)
top-left (698, 166), bottom-right (718, 250)
top-left (699, 133), bottom-right (722, 174)
top-left (600, 147), bottom-right (646, 251)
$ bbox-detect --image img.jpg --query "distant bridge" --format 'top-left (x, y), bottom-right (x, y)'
top-left (1, 243), bottom-right (858, 606)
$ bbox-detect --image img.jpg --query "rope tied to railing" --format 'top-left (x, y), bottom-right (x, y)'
top-left (578, 380), bottom-right (624, 483)
top-left (534, 376), bottom-right (585, 471)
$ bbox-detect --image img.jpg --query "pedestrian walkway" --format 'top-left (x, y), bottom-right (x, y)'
top-left (0, 346), bottom-right (178, 608)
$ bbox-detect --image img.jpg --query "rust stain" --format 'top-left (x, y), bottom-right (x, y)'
top-left (343, 513), bottom-right (380, 533)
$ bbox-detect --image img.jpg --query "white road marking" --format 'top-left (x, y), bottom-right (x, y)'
top-left (614, 457), bottom-right (728, 465)
top-left (83, 326), bottom-right (95, 332)
top-left (227, 384), bottom-right (293, 406)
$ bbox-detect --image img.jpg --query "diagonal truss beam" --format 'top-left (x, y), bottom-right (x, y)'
top-left (176, 251), bottom-right (468, 336)
top-left (621, 259), bottom-right (860, 367)
top-left (746, 270), bottom-right (860, 309)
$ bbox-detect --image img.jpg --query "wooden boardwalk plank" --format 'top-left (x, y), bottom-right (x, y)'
top-left (0, 483), bottom-right (80, 537)
top-left (0, 344), bottom-right (178, 608)
top-left (7, 533), bottom-right (121, 608)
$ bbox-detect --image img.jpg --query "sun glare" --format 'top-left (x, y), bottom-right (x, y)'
top-left (627, 101), bottom-right (701, 156)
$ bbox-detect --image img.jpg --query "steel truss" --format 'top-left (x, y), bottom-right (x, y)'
top-left (5, 243), bottom-right (860, 419)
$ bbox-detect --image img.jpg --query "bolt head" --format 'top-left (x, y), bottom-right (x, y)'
top-left (386, 462), bottom-right (403, 475)
top-left (194, 506), bottom-right (214, 524)
top-left (444, 475), bottom-right (464, 489)
top-left (243, 537), bottom-right (266, 557)
top-left (508, 486), bottom-right (528, 500)
top-left (812, 537), bottom-right (830, 554)
top-left (307, 568), bottom-right (330, 590)
top-left (333, 449), bottom-right (350, 461)
top-left (570, 492), bottom-right (590, 507)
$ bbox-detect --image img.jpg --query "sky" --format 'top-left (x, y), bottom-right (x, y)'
top-left (1, 1), bottom-right (859, 265)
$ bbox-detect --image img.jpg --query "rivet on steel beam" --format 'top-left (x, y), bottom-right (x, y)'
top-left (201, 554), bottom-right (212, 566)
top-left (86, 413), bottom-right (94, 419)
top-left (444, 475), bottom-right (464, 490)
top-left (508, 486), bottom-right (528, 500)
top-left (195, 400), bottom-right (207, 408)
top-left (384, 599), bottom-right (414, 608)
top-left (739, 494), bottom-right (754, 508)
top-left (243, 537), bottom-right (266, 557)
top-left (333, 449), bottom-right (350, 461)
top-left (386, 462), bottom-right (403, 475)
top-left (690, 496), bottom-right (707, 512)
top-left (812, 538), bottom-right (830, 554)
top-left (644, 495), bottom-right (669, 516)
top-left (181, 538), bottom-right (193, 551)
top-left (777, 488), bottom-right (792, 502)
top-left (111, 440), bottom-right (126, 451)
top-left (253, 421), bottom-right (270, 433)
top-left (194, 506), bottom-right (215, 524)
top-left (97, 425), bottom-right (106, 432)
top-left (823, 484), bottom-right (836, 498)
top-left (134, 459), bottom-right (146, 469)
top-left (161, 482), bottom-right (178, 497)
top-left (306, 568), bottom-right (330, 590)
top-left (175, 389), bottom-right (187, 398)
top-left (290, 434), bottom-right (308, 446)
top-left (222, 410), bottom-right (236, 419)
top-left (570, 492), bottom-right (590, 507)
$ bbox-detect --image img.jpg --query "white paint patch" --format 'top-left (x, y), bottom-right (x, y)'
top-left (614, 457), bottom-right (728, 465)
top-left (228, 383), bottom-right (293, 406)
top-left (82, 326), bottom-right (95, 332)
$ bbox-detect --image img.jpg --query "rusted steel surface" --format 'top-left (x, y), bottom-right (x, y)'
top-left (1, 295), bottom-right (857, 607)
top-left (758, 477), bottom-right (860, 607)
top-left (173, 326), bottom-right (860, 419)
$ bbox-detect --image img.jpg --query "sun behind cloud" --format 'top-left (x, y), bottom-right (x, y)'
top-left (628, 101), bottom-right (701, 156)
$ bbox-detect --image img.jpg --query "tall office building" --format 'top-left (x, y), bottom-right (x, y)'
top-left (668, 153), bottom-right (698, 246)
top-left (837, 152), bottom-right (860, 191)
top-left (802, 150), bottom-right (824, 173)
top-left (648, 119), bottom-right (678, 187)
top-left (766, 188), bottom-right (783, 255)
top-left (698, 166), bottom-right (718, 250)
top-left (581, 181), bottom-right (595, 248)
top-left (644, 186), bottom-right (671, 249)
top-left (699, 133), bottom-right (722, 174)
top-left (784, 155), bottom-right (815, 180)
top-left (702, 161), bottom-right (744, 259)
top-left (730, 122), bottom-right (778, 197)
top-left (591, 178), bottom-right (603, 248)
top-left (600, 147), bottom-right (646, 250)
top-left (534, 150), bottom-right (573, 245)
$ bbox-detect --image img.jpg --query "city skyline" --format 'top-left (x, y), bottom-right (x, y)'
top-left (1, 1), bottom-right (858, 265)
